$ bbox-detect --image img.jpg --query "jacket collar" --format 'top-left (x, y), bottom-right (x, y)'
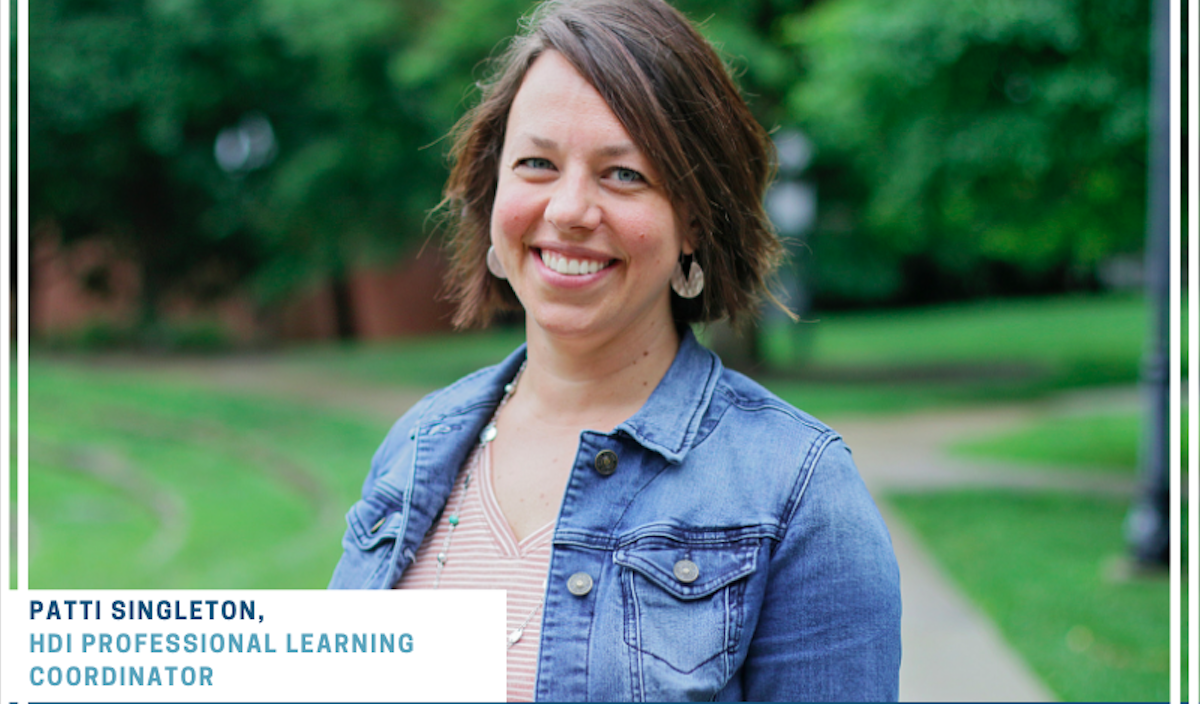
top-left (617, 328), bottom-right (721, 464)
top-left (429, 328), bottom-right (721, 465)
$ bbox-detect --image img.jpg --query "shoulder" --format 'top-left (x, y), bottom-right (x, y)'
top-left (716, 367), bottom-right (881, 521)
top-left (635, 342), bottom-right (867, 533)
top-left (711, 365), bottom-right (833, 434)
top-left (362, 344), bottom-right (527, 495)
top-left (700, 364), bottom-right (846, 489)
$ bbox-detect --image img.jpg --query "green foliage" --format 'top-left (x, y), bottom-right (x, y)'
top-left (30, 0), bottom-right (801, 325)
top-left (33, 0), bottom-right (273, 302)
top-left (889, 490), bottom-right (1169, 701)
top-left (30, 0), bottom-right (447, 315)
top-left (786, 0), bottom-right (1149, 304)
top-left (31, 0), bottom-right (1155, 325)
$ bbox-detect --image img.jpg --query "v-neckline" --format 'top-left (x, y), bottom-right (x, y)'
top-left (478, 442), bottom-right (555, 557)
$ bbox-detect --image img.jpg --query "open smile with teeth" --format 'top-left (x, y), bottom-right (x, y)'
top-left (539, 249), bottom-right (614, 276)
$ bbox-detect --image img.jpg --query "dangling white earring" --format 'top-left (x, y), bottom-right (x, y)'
top-left (671, 255), bottom-right (704, 299)
top-left (487, 246), bottom-right (507, 280)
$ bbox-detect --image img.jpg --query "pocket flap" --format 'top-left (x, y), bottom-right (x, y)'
top-left (614, 536), bottom-right (757, 599)
top-left (346, 482), bottom-right (405, 549)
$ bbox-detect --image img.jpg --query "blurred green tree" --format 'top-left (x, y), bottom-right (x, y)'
top-left (786, 0), bottom-right (1150, 306)
top-left (30, 0), bottom-right (801, 339)
top-left (31, 0), bottom-right (1153, 337)
top-left (30, 0), bottom-right (447, 337)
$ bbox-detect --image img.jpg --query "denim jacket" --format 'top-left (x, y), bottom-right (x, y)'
top-left (329, 331), bottom-right (901, 702)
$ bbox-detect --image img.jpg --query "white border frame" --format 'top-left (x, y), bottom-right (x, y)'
top-left (0, 1), bottom-right (1194, 702)
top-left (1171, 0), bottom-right (1183, 700)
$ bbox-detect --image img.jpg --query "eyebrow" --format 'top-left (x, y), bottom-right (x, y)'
top-left (526, 135), bottom-right (638, 159)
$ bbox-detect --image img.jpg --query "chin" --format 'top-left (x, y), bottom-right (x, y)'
top-left (522, 302), bottom-right (610, 339)
top-left (528, 315), bottom-right (604, 341)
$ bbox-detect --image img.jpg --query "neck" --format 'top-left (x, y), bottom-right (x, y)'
top-left (519, 316), bottom-right (682, 430)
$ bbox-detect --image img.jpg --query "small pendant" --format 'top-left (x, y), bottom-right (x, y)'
top-left (507, 628), bottom-right (524, 649)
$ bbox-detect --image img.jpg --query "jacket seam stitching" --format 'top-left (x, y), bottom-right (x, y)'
top-left (716, 385), bottom-right (830, 433)
top-left (781, 430), bottom-right (839, 533)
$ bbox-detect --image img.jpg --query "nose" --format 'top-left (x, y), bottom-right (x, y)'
top-left (545, 170), bottom-right (601, 233)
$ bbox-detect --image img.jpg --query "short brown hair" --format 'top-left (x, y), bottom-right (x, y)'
top-left (442, 0), bottom-right (784, 329)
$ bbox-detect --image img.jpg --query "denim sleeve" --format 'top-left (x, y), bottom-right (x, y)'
top-left (741, 436), bottom-right (902, 702)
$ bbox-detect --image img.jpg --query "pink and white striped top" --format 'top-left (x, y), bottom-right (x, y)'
top-left (394, 443), bottom-right (554, 703)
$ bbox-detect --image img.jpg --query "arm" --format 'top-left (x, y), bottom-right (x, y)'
top-left (742, 437), bottom-right (902, 702)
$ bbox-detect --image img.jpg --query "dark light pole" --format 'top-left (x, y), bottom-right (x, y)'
top-left (1125, 0), bottom-right (1172, 569)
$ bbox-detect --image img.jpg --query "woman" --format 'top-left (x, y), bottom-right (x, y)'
top-left (329, 0), bottom-right (901, 701)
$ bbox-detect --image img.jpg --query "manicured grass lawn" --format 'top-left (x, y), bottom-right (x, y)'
top-left (949, 410), bottom-right (1188, 477)
top-left (764, 377), bottom-right (1084, 419)
top-left (929, 401), bottom-right (1188, 700)
top-left (282, 327), bottom-right (527, 389)
top-left (950, 413), bottom-right (1141, 473)
top-left (19, 293), bottom-right (1159, 588)
top-left (761, 294), bottom-right (1166, 417)
top-left (19, 288), bottom-right (1184, 704)
top-left (1184, 521), bottom-right (1190, 703)
top-left (26, 359), bottom-right (390, 588)
top-left (285, 294), bottom-right (1151, 418)
top-left (774, 294), bottom-right (1151, 378)
top-left (887, 490), bottom-right (1170, 702)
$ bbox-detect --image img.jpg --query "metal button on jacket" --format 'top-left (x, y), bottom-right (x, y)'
top-left (594, 449), bottom-right (618, 476)
top-left (567, 572), bottom-right (594, 596)
top-left (673, 559), bottom-right (699, 583)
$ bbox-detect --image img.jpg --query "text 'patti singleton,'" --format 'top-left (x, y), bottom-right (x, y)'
top-left (30, 598), bottom-right (264, 622)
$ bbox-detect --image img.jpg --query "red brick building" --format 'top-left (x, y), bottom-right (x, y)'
top-left (31, 228), bottom-right (457, 345)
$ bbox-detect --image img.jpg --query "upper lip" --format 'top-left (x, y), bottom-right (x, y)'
top-left (532, 243), bottom-right (618, 262)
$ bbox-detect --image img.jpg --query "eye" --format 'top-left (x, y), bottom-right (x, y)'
top-left (610, 167), bottom-right (645, 184)
top-left (516, 157), bottom-right (555, 170)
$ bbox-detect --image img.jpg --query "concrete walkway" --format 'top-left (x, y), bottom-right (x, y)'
top-left (131, 358), bottom-right (1152, 702)
top-left (835, 387), bottom-right (1143, 702)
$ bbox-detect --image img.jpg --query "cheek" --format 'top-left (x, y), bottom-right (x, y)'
top-left (622, 211), bottom-right (682, 263)
top-left (490, 190), bottom-right (535, 243)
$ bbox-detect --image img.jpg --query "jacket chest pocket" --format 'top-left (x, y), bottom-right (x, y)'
top-left (615, 535), bottom-right (758, 677)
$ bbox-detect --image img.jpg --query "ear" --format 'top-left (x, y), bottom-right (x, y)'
top-left (681, 221), bottom-right (699, 256)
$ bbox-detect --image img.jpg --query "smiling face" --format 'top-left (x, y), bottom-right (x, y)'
top-left (491, 50), bottom-right (690, 352)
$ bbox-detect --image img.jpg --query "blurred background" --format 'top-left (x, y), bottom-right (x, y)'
top-left (15, 0), bottom-right (1188, 700)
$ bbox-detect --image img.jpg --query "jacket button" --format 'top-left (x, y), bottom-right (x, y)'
top-left (594, 449), bottom-right (618, 476)
top-left (673, 559), bottom-right (699, 583)
top-left (567, 572), bottom-right (594, 596)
